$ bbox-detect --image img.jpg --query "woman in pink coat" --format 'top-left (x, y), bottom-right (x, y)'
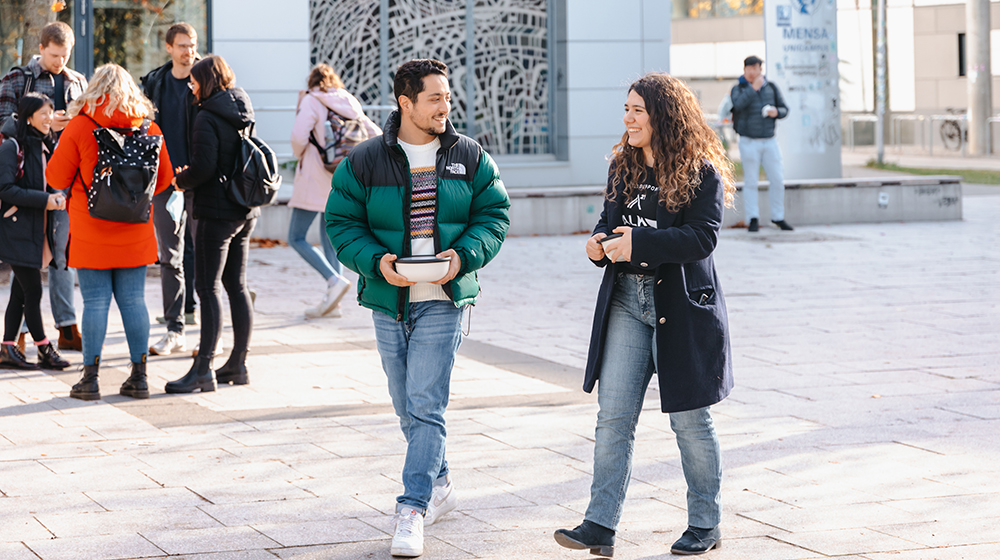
top-left (289, 64), bottom-right (380, 318)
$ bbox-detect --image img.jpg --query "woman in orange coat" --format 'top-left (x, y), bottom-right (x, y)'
top-left (46, 64), bottom-right (173, 401)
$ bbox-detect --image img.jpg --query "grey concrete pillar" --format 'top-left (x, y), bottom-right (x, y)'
top-left (966, 0), bottom-right (992, 155)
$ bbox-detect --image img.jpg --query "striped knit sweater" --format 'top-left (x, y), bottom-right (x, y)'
top-left (398, 138), bottom-right (448, 302)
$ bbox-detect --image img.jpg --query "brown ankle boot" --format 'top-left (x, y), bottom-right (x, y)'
top-left (58, 324), bottom-right (82, 352)
top-left (16, 332), bottom-right (26, 355)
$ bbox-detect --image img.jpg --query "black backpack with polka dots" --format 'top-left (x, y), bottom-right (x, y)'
top-left (79, 114), bottom-right (162, 223)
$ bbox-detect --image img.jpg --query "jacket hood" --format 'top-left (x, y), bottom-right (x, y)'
top-left (307, 88), bottom-right (365, 120)
top-left (382, 110), bottom-right (459, 151)
top-left (200, 87), bottom-right (254, 129)
top-left (83, 101), bottom-right (147, 129)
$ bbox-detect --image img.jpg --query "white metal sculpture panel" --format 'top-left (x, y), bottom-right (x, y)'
top-left (311, 0), bottom-right (549, 155)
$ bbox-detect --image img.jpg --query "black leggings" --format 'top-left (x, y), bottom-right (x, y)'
top-left (4, 265), bottom-right (45, 342)
top-left (195, 217), bottom-right (257, 359)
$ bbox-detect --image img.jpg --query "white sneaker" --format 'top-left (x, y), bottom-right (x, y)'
top-left (305, 276), bottom-right (351, 318)
top-left (390, 507), bottom-right (424, 557)
top-left (424, 479), bottom-right (457, 526)
top-left (191, 337), bottom-right (224, 357)
top-left (149, 331), bottom-right (186, 356)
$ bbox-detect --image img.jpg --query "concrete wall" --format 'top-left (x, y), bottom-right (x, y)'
top-left (210, 0), bottom-right (309, 162)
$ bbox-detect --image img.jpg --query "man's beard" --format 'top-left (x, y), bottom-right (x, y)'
top-left (421, 115), bottom-right (447, 136)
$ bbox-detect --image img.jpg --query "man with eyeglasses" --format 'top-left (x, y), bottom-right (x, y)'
top-left (141, 22), bottom-right (201, 357)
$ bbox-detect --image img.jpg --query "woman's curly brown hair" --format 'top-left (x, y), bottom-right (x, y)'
top-left (610, 73), bottom-right (736, 212)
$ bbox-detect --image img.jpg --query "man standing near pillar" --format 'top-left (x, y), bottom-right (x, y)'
top-left (141, 22), bottom-right (199, 356)
top-left (0, 21), bottom-right (86, 351)
top-left (730, 55), bottom-right (794, 232)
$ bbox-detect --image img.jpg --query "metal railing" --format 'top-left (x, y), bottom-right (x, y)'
top-left (890, 114), bottom-right (928, 152)
top-left (928, 112), bottom-right (966, 156)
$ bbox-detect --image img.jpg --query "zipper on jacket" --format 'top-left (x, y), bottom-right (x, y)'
top-left (435, 146), bottom-right (454, 300)
top-left (396, 144), bottom-right (412, 322)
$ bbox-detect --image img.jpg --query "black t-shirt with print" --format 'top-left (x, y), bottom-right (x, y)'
top-left (618, 166), bottom-right (659, 275)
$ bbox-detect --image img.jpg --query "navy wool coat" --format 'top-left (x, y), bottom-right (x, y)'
top-left (584, 163), bottom-right (734, 413)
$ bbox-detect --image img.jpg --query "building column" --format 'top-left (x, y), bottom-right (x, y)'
top-left (966, 0), bottom-right (992, 155)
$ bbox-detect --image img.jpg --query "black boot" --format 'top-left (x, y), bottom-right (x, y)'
top-left (554, 520), bottom-right (615, 557)
top-left (70, 360), bottom-right (101, 401)
top-left (37, 343), bottom-right (70, 370)
top-left (165, 356), bottom-right (216, 394)
top-left (670, 526), bottom-right (722, 555)
top-left (215, 350), bottom-right (248, 385)
top-left (0, 343), bottom-right (35, 370)
top-left (120, 354), bottom-right (150, 399)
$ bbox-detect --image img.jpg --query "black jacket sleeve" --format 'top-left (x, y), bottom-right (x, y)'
top-left (0, 141), bottom-right (48, 209)
top-left (629, 166), bottom-right (724, 267)
top-left (175, 113), bottom-right (219, 190)
top-left (771, 83), bottom-right (789, 119)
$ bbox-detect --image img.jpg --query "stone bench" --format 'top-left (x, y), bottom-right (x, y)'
top-left (250, 175), bottom-right (963, 241)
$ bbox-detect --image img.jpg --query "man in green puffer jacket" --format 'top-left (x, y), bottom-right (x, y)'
top-left (325, 59), bottom-right (509, 558)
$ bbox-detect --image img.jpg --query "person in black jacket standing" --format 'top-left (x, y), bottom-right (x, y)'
top-left (730, 55), bottom-right (793, 232)
top-left (0, 93), bottom-right (70, 370)
top-left (140, 22), bottom-right (200, 356)
top-left (554, 73), bottom-right (734, 557)
top-left (165, 55), bottom-right (258, 394)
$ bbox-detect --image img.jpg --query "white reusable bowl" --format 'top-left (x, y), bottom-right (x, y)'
top-left (394, 256), bottom-right (451, 283)
top-left (599, 233), bottom-right (627, 262)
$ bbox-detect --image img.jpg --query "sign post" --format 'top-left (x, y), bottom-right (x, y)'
top-left (764, 0), bottom-right (842, 179)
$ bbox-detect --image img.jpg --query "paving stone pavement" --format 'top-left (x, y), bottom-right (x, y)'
top-left (1, 184), bottom-right (999, 560)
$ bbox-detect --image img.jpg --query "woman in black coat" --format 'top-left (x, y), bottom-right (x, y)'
top-left (0, 93), bottom-right (70, 370)
top-left (554, 73), bottom-right (736, 557)
top-left (164, 55), bottom-right (259, 394)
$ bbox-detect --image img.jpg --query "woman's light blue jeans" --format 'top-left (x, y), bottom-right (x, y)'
top-left (76, 266), bottom-right (150, 365)
top-left (372, 300), bottom-right (464, 512)
top-left (288, 208), bottom-right (342, 280)
top-left (585, 273), bottom-right (722, 531)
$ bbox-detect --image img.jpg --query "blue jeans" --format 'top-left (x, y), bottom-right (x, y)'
top-left (288, 208), bottom-right (342, 281)
top-left (738, 135), bottom-right (785, 221)
top-left (372, 300), bottom-right (463, 512)
top-left (585, 273), bottom-right (722, 531)
top-left (76, 266), bottom-right (150, 365)
top-left (48, 208), bottom-right (78, 327)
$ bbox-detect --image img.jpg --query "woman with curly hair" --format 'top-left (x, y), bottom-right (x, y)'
top-left (554, 73), bottom-right (736, 557)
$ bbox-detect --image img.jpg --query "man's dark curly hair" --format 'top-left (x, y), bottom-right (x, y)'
top-left (393, 59), bottom-right (448, 106)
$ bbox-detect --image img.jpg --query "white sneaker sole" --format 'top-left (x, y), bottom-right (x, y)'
top-left (390, 544), bottom-right (423, 557)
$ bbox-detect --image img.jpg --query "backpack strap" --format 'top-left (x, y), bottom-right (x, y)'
top-left (4, 137), bottom-right (25, 182)
top-left (18, 66), bottom-right (34, 98)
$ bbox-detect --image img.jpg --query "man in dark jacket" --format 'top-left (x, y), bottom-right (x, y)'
top-left (730, 55), bottom-right (794, 232)
top-left (326, 59), bottom-right (510, 558)
top-left (141, 22), bottom-right (200, 357)
top-left (0, 21), bottom-right (86, 352)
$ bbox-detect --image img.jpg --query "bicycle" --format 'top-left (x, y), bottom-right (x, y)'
top-left (939, 107), bottom-right (967, 151)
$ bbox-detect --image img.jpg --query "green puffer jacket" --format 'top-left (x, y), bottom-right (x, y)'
top-left (325, 111), bottom-right (510, 321)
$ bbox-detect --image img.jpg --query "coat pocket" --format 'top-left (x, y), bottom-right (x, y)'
top-left (687, 286), bottom-right (716, 306)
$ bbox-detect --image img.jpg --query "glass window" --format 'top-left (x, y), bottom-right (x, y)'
top-left (673, 0), bottom-right (762, 19)
top-left (93, 0), bottom-right (207, 82)
top-left (0, 0), bottom-right (75, 73)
